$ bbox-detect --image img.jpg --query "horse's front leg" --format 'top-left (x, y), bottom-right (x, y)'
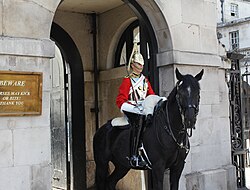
top-left (151, 161), bottom-right (166, 190)
top-left (169, 160), bottom-right (185, 190)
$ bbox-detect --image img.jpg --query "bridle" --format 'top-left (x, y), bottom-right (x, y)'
top-left (154, 81), bottom-right (200, 153)
top-left (175, 81), bottom-right (200, 137)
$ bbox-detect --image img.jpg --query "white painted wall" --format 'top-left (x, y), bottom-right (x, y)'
top-left (217, 0), bottom-right (250, 23)
top-left (218, 21), bottom-right (250, 50)
top-left (217, 0), bottom-right (250, 75)
top-left (217, 0), bottom-right (250, 50)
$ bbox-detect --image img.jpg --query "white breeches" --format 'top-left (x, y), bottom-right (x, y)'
top-left (120, 95), bottom-right (167, 116)
top-left (121, 101), bottom-right (145, 115)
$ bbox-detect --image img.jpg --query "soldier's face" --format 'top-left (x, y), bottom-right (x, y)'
top-left (131, 62), bottom-right (143, 74)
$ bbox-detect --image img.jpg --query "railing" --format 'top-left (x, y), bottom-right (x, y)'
top-left (226, 55), bottom-right (246, 188)
top-left (241, 61), bottom-right (250, 170)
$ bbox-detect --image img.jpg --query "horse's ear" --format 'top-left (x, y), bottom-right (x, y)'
top-left (195, 69), bottom-right (204, 81)
top-left (175, 68), bottom-right (183, 81)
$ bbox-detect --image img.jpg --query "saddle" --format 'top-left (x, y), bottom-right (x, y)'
top-left (111, 95), bottom-right (166, 127)
top-left (110, 95), bottom-right (167, 170)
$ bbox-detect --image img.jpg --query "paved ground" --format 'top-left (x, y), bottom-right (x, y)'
top-left (52, 167), bottom-right (250, 190)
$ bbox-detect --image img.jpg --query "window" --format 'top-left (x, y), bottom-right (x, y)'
top-left (115, 20), bottom-right (140, 67)
top-left (231, 3), bottom-right (238, 17)
top-left (229, 30), bottom-right (239, 50)
top-left (114, 19), bottom-right (158, 92)
top-left (115, 20), bottom-right (151, 68)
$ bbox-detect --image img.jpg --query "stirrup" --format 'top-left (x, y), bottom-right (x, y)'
top-left (130, 155), bottom-right (146, 167)
top-left (128, 155), bottom-right (151, 170)
top-left (138, 144), bottom-right (152, 166)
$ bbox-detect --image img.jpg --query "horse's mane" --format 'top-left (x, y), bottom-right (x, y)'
top-left (167, 86), bottom-right (177, 102)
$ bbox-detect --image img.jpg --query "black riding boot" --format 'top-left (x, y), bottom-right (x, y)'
top-left (123, 111), bottom-right (148, 169)
top-left (124, 111), bottom-right (147, 168)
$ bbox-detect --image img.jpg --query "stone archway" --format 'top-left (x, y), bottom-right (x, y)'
top-left (50, 23), bottom-right (86, 190)
top-left (52, 0), bottom-right (180, 188)
top-left (52, 1), bottom-right (173, 189)
top-left (125, 0), bottom-right (176, 97)
top-left (127, 0), bottom-right (173, 52)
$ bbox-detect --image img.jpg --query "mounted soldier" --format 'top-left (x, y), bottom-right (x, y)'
top-left (94, 66), bottom-right (203, 189)
top-left (116, 43), bottom-right (164, 168)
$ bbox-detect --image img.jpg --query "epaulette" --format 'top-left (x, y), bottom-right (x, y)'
top-left (124, 75), bottom-right (130, 78)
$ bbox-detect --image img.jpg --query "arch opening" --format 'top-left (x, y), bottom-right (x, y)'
top-left (51, 1), bottom-right (171, 189)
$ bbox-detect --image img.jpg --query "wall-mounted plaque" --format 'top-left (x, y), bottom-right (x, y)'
top-left (0, 71), bottom-right (42, 116)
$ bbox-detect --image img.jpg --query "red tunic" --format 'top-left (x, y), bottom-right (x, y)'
top-left (116, 77), bottom-right (155, 109)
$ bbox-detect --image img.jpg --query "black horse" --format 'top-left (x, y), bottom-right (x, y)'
top-left (93, 68), bottom-right (204, 190)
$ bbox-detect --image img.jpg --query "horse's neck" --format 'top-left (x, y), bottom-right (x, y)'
top-left (167, 93), bottom-right (183, 133)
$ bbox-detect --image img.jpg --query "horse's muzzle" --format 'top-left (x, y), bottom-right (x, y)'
top-left (186, 123), bottom-right (195, 129)
top-left (184, 106), bottom-right (198, 129)
top-left (184, 117), bottom-right (197, 129)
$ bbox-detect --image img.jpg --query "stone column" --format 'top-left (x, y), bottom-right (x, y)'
top-left (0, 37), bottom-right (55, 190)
top-left (151, 0), bottom-right (236, 189)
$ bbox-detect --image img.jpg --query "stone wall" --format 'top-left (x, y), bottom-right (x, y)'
top-left (0, 38), bottom-right (55, 190)
top-left (152, 0), bottom-right (236, 189)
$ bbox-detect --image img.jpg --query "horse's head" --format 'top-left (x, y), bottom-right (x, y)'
top-left (175, 68), bottom-right (204, 130)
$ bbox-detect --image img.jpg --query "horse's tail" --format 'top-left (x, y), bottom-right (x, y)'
top-left (93, 121), bottom-right (112, 189)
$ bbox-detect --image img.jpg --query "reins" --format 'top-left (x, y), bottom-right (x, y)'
top-left (175, 81), bottom-right (200, 138)
top-left (153, 77), bottom-right (201, 153)
top-left (154, 83), bottom-right (199, 153)
top-left (154, 99), bottom-right (190, 153)
top-left (175, 94), bottom-right (193, 138)
top-left (166, 100), bottom-right (190, 152)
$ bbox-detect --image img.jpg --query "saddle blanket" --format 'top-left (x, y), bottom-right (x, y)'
top-left (111, 95), bottom-right (166, 126)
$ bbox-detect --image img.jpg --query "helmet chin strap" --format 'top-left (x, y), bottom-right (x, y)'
top-left (132, 72), bottom-right (140, 76)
